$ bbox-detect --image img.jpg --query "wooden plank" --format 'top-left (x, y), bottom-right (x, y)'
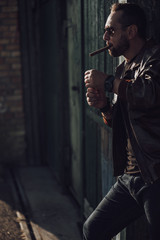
top-left (85, 116), bottom-right (99, 208)
top-left (66, 0), bottom-right (83, 204)
top-left (16, 167), bottom-right (81, 240)
top-left (18, 0), bottom-right (44, 165)
top-left (31, 222), bottom-right (60, 240)
top-left (100, 126), bottom-right (115, 197)
top-left (7, 170), bottom-right (32, 240)
top-left (16, 211), bottom-right (32, 240)
top-left (83, 0), bottom-right (116, 211)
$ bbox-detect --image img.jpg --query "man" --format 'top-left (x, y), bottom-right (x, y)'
top-left (83, 3), bottom-right (160, 240)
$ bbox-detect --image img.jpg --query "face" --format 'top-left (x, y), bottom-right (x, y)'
top-left (103, 10), bottom-right (130, 57)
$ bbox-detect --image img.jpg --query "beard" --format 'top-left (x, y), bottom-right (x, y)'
top-left (109, 34), bottom-right (129, 57)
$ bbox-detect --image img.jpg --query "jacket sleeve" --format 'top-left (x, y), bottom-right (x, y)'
top-left (118, 53), bottom-right (160, 111)
top-left (101, 94), bottom-right (118, 127)
top-left (101, 108), bottom-right (113, 127)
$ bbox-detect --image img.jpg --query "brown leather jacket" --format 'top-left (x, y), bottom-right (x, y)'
top-left (103, 40), bottom-right (160, 184)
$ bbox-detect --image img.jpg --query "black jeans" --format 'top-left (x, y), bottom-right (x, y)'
top-left (83, 174), bottom-right (160, 240)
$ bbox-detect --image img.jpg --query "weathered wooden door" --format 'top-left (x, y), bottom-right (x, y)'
top-left (66, 0), bottom-right (83, 204)
top-left (83, 0), bottom-right (117, 217)
top-left (39, 0), bottom-right (67, 182)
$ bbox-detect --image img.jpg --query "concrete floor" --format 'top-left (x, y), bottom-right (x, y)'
top-left (12, 166), bottom-right (82, 240)
top-left (0, 172), bottom-right (24, 240)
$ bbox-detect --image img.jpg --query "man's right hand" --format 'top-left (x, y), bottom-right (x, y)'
top-left (84, 69), bottom-right (108, 91)
top-left (86, 88), bottom-right (108, 109)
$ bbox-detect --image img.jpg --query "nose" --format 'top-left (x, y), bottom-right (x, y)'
top-left (103, 31), bottom-right (110, 41)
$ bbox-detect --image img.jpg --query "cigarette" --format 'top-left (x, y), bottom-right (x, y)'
top-left (89, 45), bottom-right (111, 57)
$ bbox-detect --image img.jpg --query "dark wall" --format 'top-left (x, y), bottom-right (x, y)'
top-left (0, 0), bottom-right (26, 167)
top-left (39, 0), bottom-right (69, 181)
top-left (129, 0), bottom-right (160, 42)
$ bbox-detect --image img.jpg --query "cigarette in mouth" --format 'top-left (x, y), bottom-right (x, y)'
top-left (89, 45), bottom-right (111, 57)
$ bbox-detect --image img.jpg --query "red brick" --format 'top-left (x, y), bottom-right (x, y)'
top-left (0, 13), bottom-right (8, 19)
top-left (10, 38), bottom-right (20, 44)
top-left (0, 0), bottom-right (26, 163)
top-left (0, 13), bottom-right (18, 18)
top-left (0, 39), bottom-right (10, 44)
top-left (7, 102), bottom-right (23, 110)
top-left (7, 0), bottom-right (18, 6)
top-left (7, 95), bottom-right (22, 101)
top-left (0, 1), bottom-right (6, 6)
top-left (0, 71), bottom-right (10, 77)
top-left (0, 58), bottom-right (4, 64)
top-left (0, 84), bottom-right (6, 90)
top-left (9, 70), bottom-right (21, 77)
top-left (0, 97), bottom-right (4, 102)
top-left (10, 105), bottom-right (23, 112)
top-left (3, 31), bottom-right (17, 38)
top-left (0, 26), bottom-right (9, 32)
top-left (0, 64), bottom-right (10, 70)
top-left (0, 77), bottom-right (10, 83)
top-left (2, 19), bottom-right (18, 25)
top-left (15, 112), bottom-right (24, 119)
top-left (6, 45), bottom-right (19, 50)
top-left (12, 63), bottom-right (21, 70)
top-left (14, 88), bottom-right (23, 95)
top-left (11, 51), bottom-right (21, 57)
top-left (0, 70), bottom-right (21, 78)
top-left (11, 77), bottom-right (21, 83)
top-left (5, 57), bottom-right (20, 63)
top-left (4, 113), bottom-right (14, 120)
top-left (2, 7), bottom-right (18, 13)
top-left (0, 51), bottom-right (11, 57)
top-left (9, 25), bottom-right (17, 31)
top-left (8, 13), bottom-right (18, 18)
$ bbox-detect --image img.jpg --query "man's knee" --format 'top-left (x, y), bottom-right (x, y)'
top-left (83, 216), bottom-right (95, 240)
top-left (83, 215), bottom-right (112, 240)
top-left (83, 216), bottom-right (109, 240)
top-left (83, 218), bottom-right (90, 240)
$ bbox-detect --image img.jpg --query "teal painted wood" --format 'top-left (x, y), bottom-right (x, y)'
top-left (39, 0), bottom-right (69, 184)
top-left (83, 0), bottom-right (118, 212)
top-left (83, 0), bottom-right (106, 211)
top-left (66, 0), bottom-right (84, 205)
top-left (85, 116), bottom-right (99, 208)
top-left (129, 0), bottom-right (160, 42)
top-left (39, 0), bottom-right (61, 171)
top-left (100, 126), bottom-right (115, 197)
top-left (83, 1), bottom-right (127, 239)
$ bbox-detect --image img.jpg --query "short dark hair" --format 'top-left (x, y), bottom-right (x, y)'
top-left (111, 3), bottom-right (147, 39)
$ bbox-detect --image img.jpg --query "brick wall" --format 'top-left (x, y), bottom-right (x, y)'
top-left (0, 0), bottom-right (26, 165)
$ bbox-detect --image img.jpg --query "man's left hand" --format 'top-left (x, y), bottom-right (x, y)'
top-left (86, 88), bottom-right (107, 109)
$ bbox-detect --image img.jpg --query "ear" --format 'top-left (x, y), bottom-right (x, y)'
top-left (127, 24), bottom-right (138, 40)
